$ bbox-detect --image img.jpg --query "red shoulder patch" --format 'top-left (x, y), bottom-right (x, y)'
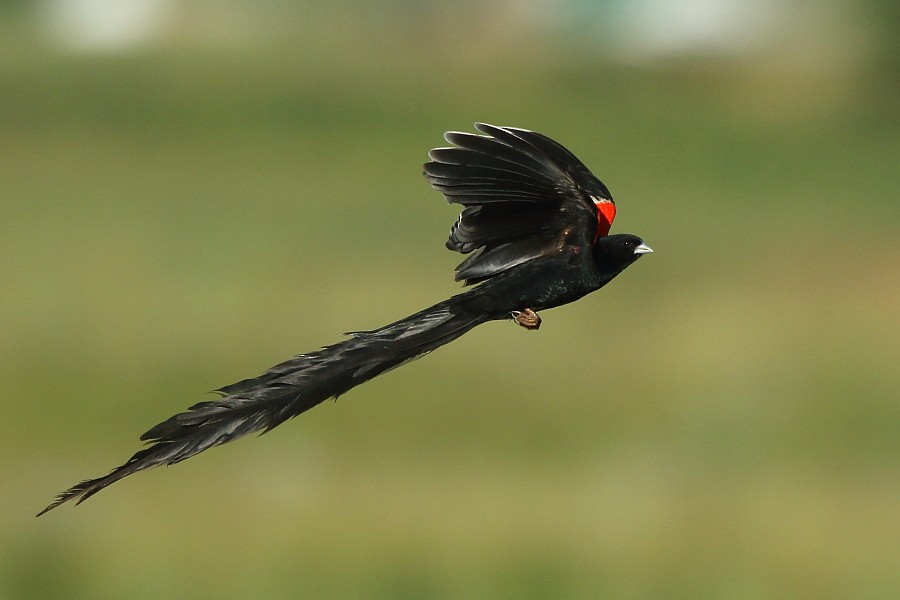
top-left (592, 198), bottom-right (616, 239)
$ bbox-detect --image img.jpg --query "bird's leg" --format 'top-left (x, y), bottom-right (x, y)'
top-left (511, 308), bottom-right (541, 331)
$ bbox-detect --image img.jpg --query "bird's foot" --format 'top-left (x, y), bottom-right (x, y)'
top-left (511, 308), bottom-right (541, 331)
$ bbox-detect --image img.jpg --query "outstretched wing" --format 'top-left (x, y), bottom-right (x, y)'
top-left (423, 123), bottom-right (616, 283)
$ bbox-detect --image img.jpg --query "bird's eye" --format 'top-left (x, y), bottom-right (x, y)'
top-left (623, 240), bottom-right (631, 247)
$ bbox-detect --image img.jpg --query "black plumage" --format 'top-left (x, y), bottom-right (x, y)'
top-left (38, 123), bottom-right (651, 515)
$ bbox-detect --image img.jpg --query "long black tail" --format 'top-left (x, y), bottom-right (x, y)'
top-left (38, 294), bottom-right (490, 515)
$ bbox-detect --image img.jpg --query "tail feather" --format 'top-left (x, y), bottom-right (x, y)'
top-left (38, 295), bottom-right (489, 516)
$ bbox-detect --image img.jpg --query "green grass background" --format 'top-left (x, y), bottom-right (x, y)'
top-left (4, 4), bottom-right (899, 599)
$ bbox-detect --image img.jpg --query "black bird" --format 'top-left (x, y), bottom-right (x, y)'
top-left (38, 123), bottom-right (652, 515)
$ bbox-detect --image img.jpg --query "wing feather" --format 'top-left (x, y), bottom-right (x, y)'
top-left (479, 125), bottom-right (614, 200)
top-left (424, 123), bottom-right (615, 283)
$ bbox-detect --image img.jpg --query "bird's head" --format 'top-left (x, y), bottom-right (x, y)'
top-left (593, 233), bottom-right (652, 276)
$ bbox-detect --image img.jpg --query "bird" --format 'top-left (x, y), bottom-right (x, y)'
top-left (38, 122), bottom-right (652, 515)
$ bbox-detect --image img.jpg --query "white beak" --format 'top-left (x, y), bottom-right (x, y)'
top-left (633, 243), bottom-right (653, 255)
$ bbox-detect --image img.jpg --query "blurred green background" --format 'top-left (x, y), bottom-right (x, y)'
top-left (4, 0), bottom-right (899, 598)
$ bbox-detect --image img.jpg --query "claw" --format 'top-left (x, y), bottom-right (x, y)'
top-left (511, 308), bottom-right (541, 331)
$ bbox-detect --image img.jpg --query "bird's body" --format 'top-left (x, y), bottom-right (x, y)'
top-left (39, 123), bottom-right (651, 515)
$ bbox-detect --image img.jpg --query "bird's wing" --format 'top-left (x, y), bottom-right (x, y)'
top-left (424, 123), bottom-right (616, 283)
